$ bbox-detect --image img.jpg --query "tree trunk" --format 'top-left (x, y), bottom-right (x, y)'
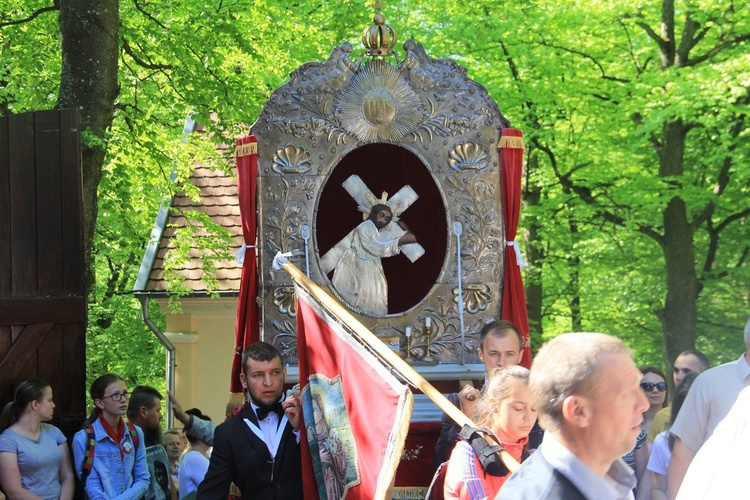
top-left (656, 120), bottom-right (698, 365)
top-left (56, 0), bottom-right (120, 292)
top-left (568, 217), bottom-right (582, 332)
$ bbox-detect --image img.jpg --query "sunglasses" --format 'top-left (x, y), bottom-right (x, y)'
top-left (640, 382), bottom-right (667, 392)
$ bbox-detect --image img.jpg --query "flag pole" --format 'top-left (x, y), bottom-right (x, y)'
top-left (282, 261), bottom-right (520, 472)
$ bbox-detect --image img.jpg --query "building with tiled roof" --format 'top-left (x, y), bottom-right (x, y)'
top-left (143, 156), bottom-right (243, 294)
top-left (134, 117), bottom-right (246, 421)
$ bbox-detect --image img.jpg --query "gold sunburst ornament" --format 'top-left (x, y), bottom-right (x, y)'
top-left (336, 60), bottom-right (423, 142)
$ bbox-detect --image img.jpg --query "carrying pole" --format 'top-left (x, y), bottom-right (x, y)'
top-left (282, 260), bottom-right (520, 472)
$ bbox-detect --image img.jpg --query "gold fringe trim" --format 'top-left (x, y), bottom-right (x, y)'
top-left (376, 391), bottom-right (413, 500)
top-left (227, 392), bottom-right (245, 406)
top-left (498, 135), bottom-right (525, 149)
top-left (235, 142), bottom-right (258, 157)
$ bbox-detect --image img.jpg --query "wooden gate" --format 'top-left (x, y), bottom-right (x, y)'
top-left (0, 109), bottom-right (86, 425)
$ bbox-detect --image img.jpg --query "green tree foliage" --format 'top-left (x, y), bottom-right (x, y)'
top-left (442, 0), bottom-right (750, 368)
top-left (1, 0), bottom-right (747, 390)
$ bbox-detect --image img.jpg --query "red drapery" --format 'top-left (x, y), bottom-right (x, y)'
top-left (499, 128), bottom-right (531, 368)
top-left (230, 136), bottom-right (260, 397)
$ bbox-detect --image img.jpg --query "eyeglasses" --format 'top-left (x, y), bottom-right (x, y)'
top-left (102, 391), bottom-right (129, 401)
top-left (640, 382), bottom-right (667, 392)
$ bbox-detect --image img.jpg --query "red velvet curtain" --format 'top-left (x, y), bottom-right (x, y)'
top-left (230, 135), bottom-right (260, 397)
top-left (499, 128), bottom-right (531, 368)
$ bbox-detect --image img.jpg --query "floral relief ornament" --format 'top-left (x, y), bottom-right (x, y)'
top-left (452, 284), bottom-right (492, 314)
top-left (448, 140), bottom-right (488, 171)
top-left (273, 287), bottom-right (297, 317)
top-left (272, 144), bottom-right (312, 174)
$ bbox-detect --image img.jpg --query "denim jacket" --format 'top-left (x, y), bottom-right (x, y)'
top-left (73, 418), bottom-right (150, 500)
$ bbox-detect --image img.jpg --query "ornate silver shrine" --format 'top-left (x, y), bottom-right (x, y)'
top-left (252, 12), bottom-right (510, 364)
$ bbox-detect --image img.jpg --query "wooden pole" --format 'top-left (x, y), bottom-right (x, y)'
top-left (283, 261), bottom-right (520, 472)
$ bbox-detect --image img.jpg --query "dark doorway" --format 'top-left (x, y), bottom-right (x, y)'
top-left (316, 143), bottom-right (447, 315)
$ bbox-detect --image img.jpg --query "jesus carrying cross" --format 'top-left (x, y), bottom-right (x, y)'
top-left (320, 175), bottom-right (425, 315)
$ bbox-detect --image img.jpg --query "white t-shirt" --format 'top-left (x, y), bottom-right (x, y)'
top-left (677, 385), bottom-right (750, 499)
top-left (646, 431), bottom-right (670, 476)
top-left (670, 354), bottom-right (750, 451)
top-left (178, 450), bottom-right (210, 499)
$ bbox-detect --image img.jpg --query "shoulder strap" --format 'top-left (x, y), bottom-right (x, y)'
top-left (126, 421), bottom-right (140, 451)
top-left (80, 424), bottom-right (96, 486)
top-left (459, 424), bottom-right (510, 477)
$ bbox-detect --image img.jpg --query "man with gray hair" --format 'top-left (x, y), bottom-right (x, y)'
top-left (498, 332), bottom-right (649, 500)
top-left (667, 316), bottom-right (750, 499)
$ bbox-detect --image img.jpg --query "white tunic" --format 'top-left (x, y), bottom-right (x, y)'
top-left (331, 220), bottom-right (400, 315)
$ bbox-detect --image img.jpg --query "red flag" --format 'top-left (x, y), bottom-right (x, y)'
top-left (295, 282), bottom-right (413, 500)
top-left (499, 128), bottom-right (532, 368)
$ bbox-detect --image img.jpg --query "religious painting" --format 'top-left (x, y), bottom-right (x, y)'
top-left (317, 144), bottom-right (446, 316)
top-left (301, 375), bottom-right (360, 500)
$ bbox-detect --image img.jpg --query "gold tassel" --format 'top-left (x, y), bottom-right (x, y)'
top-left (498, 135), bottom-right (525, 149)
top-left (235, 142), bottom-right (258, 157)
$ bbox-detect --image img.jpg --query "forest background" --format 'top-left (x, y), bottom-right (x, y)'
top-left (1, 0), bottom-right (748, 393)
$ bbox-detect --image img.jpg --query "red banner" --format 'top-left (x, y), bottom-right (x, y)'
top-left (295, 285), bottom-right (412, 500)
top-left (230, 136), bottom-right (259, 396)
top-left (499, 128), bottom-right (531, 368)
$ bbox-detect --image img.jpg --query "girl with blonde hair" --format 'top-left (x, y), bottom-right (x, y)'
top-left (444, 365), bottom-right (537, 499)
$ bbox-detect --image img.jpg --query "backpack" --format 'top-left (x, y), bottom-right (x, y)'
top-left (74, 421), bottom-right (140, 499)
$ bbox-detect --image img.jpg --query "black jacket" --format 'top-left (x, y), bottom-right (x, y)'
top-left (197, 404), bottom-right (302, 500)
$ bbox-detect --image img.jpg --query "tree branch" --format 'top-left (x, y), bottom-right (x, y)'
top-left (715, 207), bottom-right (750, 234)
top-left (692, 101), bottom-right (747, 232)
top-left (676, 15), bottom-right (700, 65)
top-left (533, 137), bottom-right (663, 243)
top-left (0, 2), bottom-right (58, 28)
top-left (691, 201), bottom-right (715, 230)
top-left (534, 40), bottom-right (630, 83)
top-left (618, 19), bottom-right (648, 75)
top-left (707, 246), bottom-right (749, 280)
top-left (685, 33), bottom-right (750, 66)
top-left (185, 44), bottom-right (229, 90)
top-left (635, 21), bottom-right (668, 54)
top-left (702, 206), bottom-right (750, 277)
top-left (122, 38), bottom-right (173, 70)
top-left (131, 0), bottom-right (167, 30)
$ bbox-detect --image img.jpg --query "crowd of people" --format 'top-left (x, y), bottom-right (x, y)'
top-left (0, 374), bottom-right (217, 500)
top-left (431, 319), bottom-right (750, 500)
top-left (0, 317), bottom-right (748, 500)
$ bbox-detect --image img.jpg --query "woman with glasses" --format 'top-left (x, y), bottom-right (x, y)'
top-left (72, 373), bottom-right (150, 499)
top-left (0, 379), bottom-right (75, 499)
top-left (623, 366), bottom-right (668, 499)
top-left (640, 366), bottom-right (669, 435)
